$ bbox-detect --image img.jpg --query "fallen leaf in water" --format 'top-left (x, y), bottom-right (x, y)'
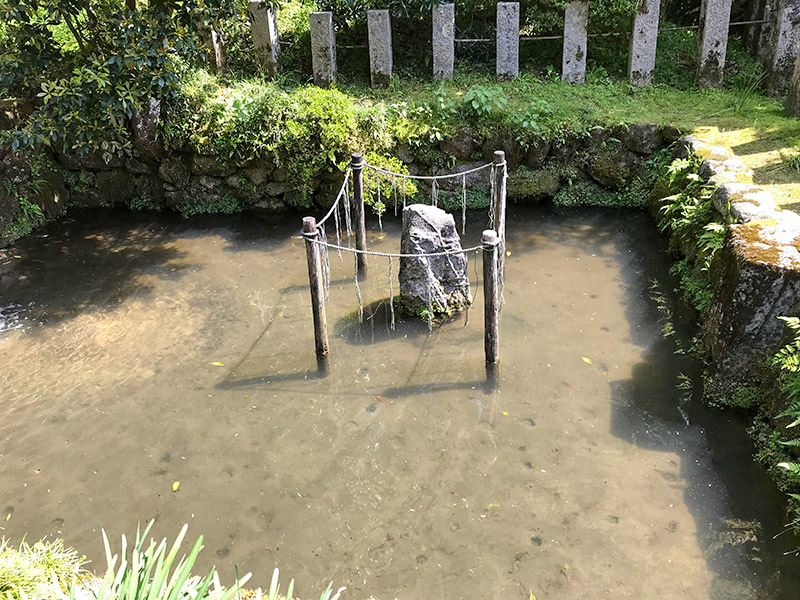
top-left (5, 513), bottom-right (10, 521)
top-left (506, 251), bottom-right (511, 256)
top-left (486, 503), bottom-right (499, 510)
top-left (211, 362), bottom-right (224, 367)
top-left (375, 395), bottom-right (383, 401)
top-left (173, 481), bottom-right (180, 492)
top-left (502, 411), bottom-right (508, 416)
top-left (581, 356), bottom-right (592, 364)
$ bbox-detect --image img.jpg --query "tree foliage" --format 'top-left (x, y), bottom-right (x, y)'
top-left (0, 0), bottom-right (238, 158)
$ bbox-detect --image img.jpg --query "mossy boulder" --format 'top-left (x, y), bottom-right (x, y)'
top-left (618, 123), bottom-right (662, 155)
top-left (524, 142), bottom-right (551, 169)
top-left (95, 169), bottom-right (136, 206)
top-left (441, 129), bottom-right (477, 160)
top-left (507, 166), bottom-right (561, 203)
top-left (190, 154), bottom-right (237, 177)
top-left (0, 181), bottom-right (19, 230)
top-left (158, 158), bottom-right (191, 188)
top-left (481, 134), bottom-right (523, 169)
top-left (587, 147), bottom-right (644, 190)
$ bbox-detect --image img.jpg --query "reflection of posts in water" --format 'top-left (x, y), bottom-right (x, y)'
top-left (303, 216), bottom-right (329, 357)
top-left (351, 152), bottom-right (367, 277)
top-left (485, 362), bottom-right (499, 392)
top-left (482, 229), bottom-right (500, 365)
top-left (316, 353), bottom-right (330, 376)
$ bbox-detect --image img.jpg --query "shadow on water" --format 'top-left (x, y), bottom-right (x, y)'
top-left (0, 209), bottom-right (192, 333)
top-left (556, 207), bottom-right (800, 598)
top-left (335, 298), bottom-right (442, 346)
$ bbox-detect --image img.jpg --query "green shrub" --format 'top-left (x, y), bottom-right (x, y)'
top-left (178, 194), bottom-right (242, 218)
top-left (463, 86), bottom-right (508, 117)
top-left (361, 152), bottom-right (418, 216)
top-left (0, 538), bottom-right (83, 600)
top-left (1, 0), bottom-right (240, 159)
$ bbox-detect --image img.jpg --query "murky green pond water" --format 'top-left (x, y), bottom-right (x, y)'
top-left (1, 206), bottom-right (798, 600)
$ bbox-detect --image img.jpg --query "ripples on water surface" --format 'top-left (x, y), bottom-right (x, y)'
top-left (1, 207), bottom-right (798, 600)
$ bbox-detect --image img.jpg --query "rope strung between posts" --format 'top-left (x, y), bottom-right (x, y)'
top-left (302, 231), bottom-right (489, 258)
top-left (303, 156), bottom-right (506, 337)
top-left (303, 230), bottom-right (499, 332)
top-left (362, 161), bottom-right (494, 180)
top-left (317, 166), bottom-right (352, 228)
top-left (362, 159), bottom-right (505, 234)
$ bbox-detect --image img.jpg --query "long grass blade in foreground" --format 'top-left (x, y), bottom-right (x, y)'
top-left (75, 524), bottom-right (251, 600)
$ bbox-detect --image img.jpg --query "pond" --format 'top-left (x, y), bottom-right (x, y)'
top-left (1, 205), bottom-right (798, 600)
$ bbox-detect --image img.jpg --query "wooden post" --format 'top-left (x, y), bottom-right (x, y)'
top-left (491, 150), bottom-right (507, 273)
top-left (303, 217), bottom-right (329, 357)
top-left (482, 230), bottom-right (500, 365)
top-left (351, 153), bottom-right (368, 276)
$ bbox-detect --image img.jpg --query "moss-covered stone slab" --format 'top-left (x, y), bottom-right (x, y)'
top-left (712, 183), bottom-right (778, 223)
top-left (508, 167), bottom-right (562, 202)
top-left (704, 218), bottom-right (800, 378)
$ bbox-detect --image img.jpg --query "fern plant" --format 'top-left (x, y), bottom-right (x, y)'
top-left (654, 154), bottom-right (728, 315)
top-left (772, 316), bottom-right (800, 530)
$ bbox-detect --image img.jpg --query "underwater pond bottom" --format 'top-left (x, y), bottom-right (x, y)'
top-left (0, 206), bottom-right (798, 600)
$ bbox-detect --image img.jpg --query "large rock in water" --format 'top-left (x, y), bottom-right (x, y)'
top-left (399, 204), bottom-right (471, 316)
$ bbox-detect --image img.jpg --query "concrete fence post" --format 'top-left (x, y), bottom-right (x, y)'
top-left (697, 0), bottom-right (733, 89)
top-left (758, 0), bottom-right (779, 65)
top-left (562, 1), bottom-right (588, 83)
top-left (496, 2), bottom-right (520, 81)
top-left (310, 12), bottom-right (336, 88)
top-left (785, 50), bottom-right (800, 114)
top-left (248, 0), bottom-right (280, 77)
top-left (746, 0), bottom-right (765, 50)
top-left (368, 10), bottom-right (393, 88)
top-left (767, 0), bottom-right (800, 96)
top-left (628, 0), bottom-right (661, 86)
top-left (433, 3), bottom-right (455, 80)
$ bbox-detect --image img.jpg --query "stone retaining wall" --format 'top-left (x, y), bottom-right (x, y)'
top-left (676, 135), bottom-right (800, 386)
top-left (0, 121), bottom-right (680, 246)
